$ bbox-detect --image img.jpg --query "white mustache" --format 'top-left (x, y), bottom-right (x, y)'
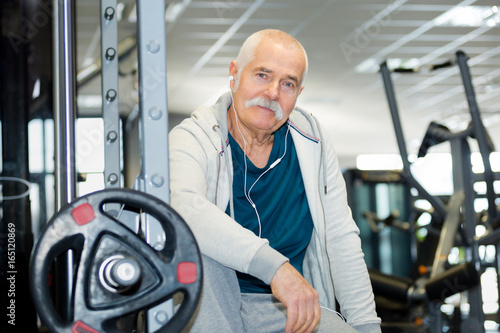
top-left (245, 97), bottom-right (284, 120)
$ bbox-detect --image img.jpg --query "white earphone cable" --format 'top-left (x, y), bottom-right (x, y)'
top-left (229, 87), bottom-right (289, 237)
top-left (320, 306), bottom-right (347, 322)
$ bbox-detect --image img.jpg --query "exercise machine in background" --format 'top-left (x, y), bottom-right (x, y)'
top-left (349, 50), bottom-right (499, 333)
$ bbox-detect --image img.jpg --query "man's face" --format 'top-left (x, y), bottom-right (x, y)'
top-left (230, 38), bottom-right (305, 134)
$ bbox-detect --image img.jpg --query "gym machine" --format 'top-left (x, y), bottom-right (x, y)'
top-left (344, 171), bottom-right (481, 332)
top-left (343, 169), bottom-right (414, 278)
top-left (372, 50), bottom-right (500, 332)
top-left (28, 1), bottom-right (202, 332)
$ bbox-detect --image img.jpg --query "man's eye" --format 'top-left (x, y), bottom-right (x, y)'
top-left (283, 82), bottom-right (294, 89)
top-left (257, 73), bottom-right (267, 79)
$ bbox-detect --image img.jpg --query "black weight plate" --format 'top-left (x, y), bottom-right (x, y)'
top-left (30, 188), bottom-right (202, 333)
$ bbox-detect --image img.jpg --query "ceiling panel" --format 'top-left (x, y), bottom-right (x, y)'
top-left (76, 0), bottom-right (500, 165)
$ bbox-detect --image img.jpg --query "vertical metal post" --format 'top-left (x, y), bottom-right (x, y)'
top-left (101, 0), bottom-right (121, 217)
top-left (380, 62), bottom-right (412, 173)
top-left (54, 0), bottom-right (77, 207)
top-left (456, 51), bottom-right (497, 330)
top-left (53, 0), bottom-right (77, 321)
top-left (101, 0), bottom-right (121, 191)
top-left (456, 51), bottom-right (497, 222)
top-left (380, 62), bottom-right (447, 219)
top-left (136, 0), bottom-right (172, 330)
top-left (136, 0), bottom-right (170, 203)
top-left (451, 139), bottom-right (485, 332)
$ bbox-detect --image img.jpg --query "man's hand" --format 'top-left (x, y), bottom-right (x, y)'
top-left (270, 262), bottom-right (321, 333)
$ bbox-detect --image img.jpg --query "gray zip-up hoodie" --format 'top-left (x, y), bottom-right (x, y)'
top-left (169, 92), bottom-right (381, 332)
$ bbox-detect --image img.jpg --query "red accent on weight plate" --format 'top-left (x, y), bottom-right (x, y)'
top-left (71, 203), bottom-right (96, 226)
top-left (72, 320), bottom-right (99, 333)
top-left (177, 262), bottom-right (197, 284)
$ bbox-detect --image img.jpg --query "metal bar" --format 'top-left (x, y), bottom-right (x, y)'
top-left (54, 0), bottom-right (77, 207)
top-left (428, 301), bottom-right (442, 333)
top-left (452, 138), bottom-right (485, 332)
top-left (457, 51), bottom-right (498, 327)
top-left (457, 50), bottom-right (499, 329)
top-left (136, 0), bottom-right (172, 330)
top-left (430, 190), bottom-right (464, 278)
top-left (473, 171), bottom-right (500, 183)
top-left (137, 0), bottom-right (170, 204)
top-left (100, 0), bottom-right (121, 194)
top-left (53, 0), bottom-right (77, 322)
top-left (379, 62), bottom-right (447, 219)
top-left (40, 120), bottom-right (48, 231)
top-left (380, 62), bottom-right (411, 172)
top-left (456, 50), bottom-right (497, 222)
top-left (478, 228), bottom-right (500, 245)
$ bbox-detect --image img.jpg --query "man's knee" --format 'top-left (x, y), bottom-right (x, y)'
top-left (182, 255), bottom-right (244, 332)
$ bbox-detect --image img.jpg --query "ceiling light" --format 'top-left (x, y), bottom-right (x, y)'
top-left (387, 58), bottom-right (419, 71)
top-left (355, 58), bottom-right (420, 73)
top-left (434, 6), bottom-right (500, 27)
top-left (355, 58), bottom-right (379, 73)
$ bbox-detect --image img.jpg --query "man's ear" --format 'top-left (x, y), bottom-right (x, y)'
top-left (229, 60), bottom-right (238, 77)
top-left (298, 85), bottom-right (305, 95)
top-left (229, 60), bottom-right (239, 90)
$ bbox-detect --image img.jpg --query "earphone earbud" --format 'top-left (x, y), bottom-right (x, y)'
top-left (229, 75), bottom-right (234, 82)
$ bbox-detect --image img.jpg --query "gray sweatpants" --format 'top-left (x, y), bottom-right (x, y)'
top-left (182, 255), bottom-right (358, 332)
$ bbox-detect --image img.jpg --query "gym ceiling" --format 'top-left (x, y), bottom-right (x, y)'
top-left (75, 0), bottom-right (500, 165)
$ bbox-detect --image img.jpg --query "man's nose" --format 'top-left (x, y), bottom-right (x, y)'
top-left (264, 80), bottom-right (280, 101)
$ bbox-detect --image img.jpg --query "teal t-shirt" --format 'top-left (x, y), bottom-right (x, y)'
top-left (226, 123), bottom-right (314, 293)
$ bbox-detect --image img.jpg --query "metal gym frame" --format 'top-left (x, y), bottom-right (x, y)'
top-left (53, 0), bottom-right (172, 331)
top-left (380, 50), bottom-right (500, 333)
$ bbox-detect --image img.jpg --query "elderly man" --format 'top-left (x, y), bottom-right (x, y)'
top-left (169, 29), bottom-right (381, 333)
